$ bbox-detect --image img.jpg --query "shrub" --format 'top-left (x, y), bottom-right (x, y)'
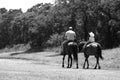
top-left (46, 33), bottom-right (65, 47)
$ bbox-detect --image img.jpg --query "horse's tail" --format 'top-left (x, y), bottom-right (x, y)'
top-left (98, 44), bottom-right (104, 60)
top-left (71, 43), bottom-right (78, 61)
top-left (99, 51), bottom-right (104, 60)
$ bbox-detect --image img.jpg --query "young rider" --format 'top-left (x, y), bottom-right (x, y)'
top-left (88, 32), bottom-right (95, 43)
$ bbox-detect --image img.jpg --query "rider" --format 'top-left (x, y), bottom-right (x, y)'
top-left (88, 32), bottom-right (95, 43)
top-left (84, 32), bottom-right (95, 48)
top-left (61, 27), bottom-right (76, 54)
top-left (65, 27), bottom-right (76, 42)
top-left (86, 32), bottom-right (95, 46)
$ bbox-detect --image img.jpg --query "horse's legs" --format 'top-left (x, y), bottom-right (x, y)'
top-left (86, 57), bottom-right (89, 69)
top-left (94, 57), bottom-right (100, 69)
top-left (83, 58), bottom-right (87, 69)
top-left (67, 55), bottom-right (72, 68)
top-left (94, 57), bottom-right (98, 69)
top-left (74, 53), bottom-right (79, 69)
top-left (83, 55), bottom-right (89, 69)
top-left (62, 54), bottom-right (66, 68)
top-left (67, 55), bottom-right (70, 68)
top-left (97, 57), bottom-right (101, 69)
top-left (69, 55), bottom-right (72, 68)
top-left (76, 56), bottom-right (79, 69)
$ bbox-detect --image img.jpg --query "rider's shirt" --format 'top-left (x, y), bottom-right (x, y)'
top-left (65, 30), bottom-right (76, 40)
top-left (89, 36), bottom-right (95, 42)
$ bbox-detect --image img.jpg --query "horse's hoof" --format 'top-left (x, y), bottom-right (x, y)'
top-left (87, 66), bottom-right (89, 69)
top-left (76, 66), bottom-right (79, 69)
top-left (67, 66), bottom-right (70, 68)
top-left (62, 65), bottom-right (64, 68)
top-left (98, 66), bottom-right (101, 69)
top-left (94, 67), bottom-right (97, 69)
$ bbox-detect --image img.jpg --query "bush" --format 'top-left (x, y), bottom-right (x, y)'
top-left (46, 33), bottom-right (65, 47)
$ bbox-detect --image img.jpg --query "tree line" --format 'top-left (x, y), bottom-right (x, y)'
top-left (0, 0), bottom-right (120, 49)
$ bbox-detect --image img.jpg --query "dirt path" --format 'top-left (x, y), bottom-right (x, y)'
top-left (0, 58), bottom-right (119, 80)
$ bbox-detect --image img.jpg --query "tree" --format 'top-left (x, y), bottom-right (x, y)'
top-left (0, 8), bottom-right (7, 14)
top-left (95, 0), bottom-right (120, 48)
top-left (0, 9), bottom-right (22, 48)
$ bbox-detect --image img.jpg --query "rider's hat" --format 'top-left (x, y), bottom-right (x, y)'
top-left (69, 27), bottom-right (73, 30)
top-left (89, 32), bottom-right (95, 37)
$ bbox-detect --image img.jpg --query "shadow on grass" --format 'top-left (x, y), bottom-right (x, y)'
top-left (0, 57), bottom-right (35, 61)
top-left (45, 51), bottom-right (83, 57)
top-left (10, 48), bottom-right (44, 56)
top-left (46, 53), bottom-right (61, 57)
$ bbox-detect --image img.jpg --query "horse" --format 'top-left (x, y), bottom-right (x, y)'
top-left (61, 41), bottom-right (79, 69)
top-left (79, 41), bottom-right (104, 69)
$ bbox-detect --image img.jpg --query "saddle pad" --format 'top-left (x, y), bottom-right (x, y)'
top-left (68, 42), bottom-right (76, 46)
top-left (86, 42), bottom-right (98, 47)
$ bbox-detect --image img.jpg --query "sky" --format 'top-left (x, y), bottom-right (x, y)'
top-left (0, 0), bottom-right (54, 12)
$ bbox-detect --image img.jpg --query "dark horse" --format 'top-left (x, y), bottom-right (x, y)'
top-left (79, 41), bottom-right (104, 69)
top-left (61, 41), bottom-right (79, 68)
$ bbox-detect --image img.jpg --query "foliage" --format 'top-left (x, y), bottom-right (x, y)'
top-left (46, 33), bottom-right (64, 47)
top-left (0, 0), bottom-right (120, 49)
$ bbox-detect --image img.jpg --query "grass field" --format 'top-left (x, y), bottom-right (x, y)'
top-left (44, 47), bottom-right (120, 70)
top-left (0, 45), bottom-right (120, 70)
